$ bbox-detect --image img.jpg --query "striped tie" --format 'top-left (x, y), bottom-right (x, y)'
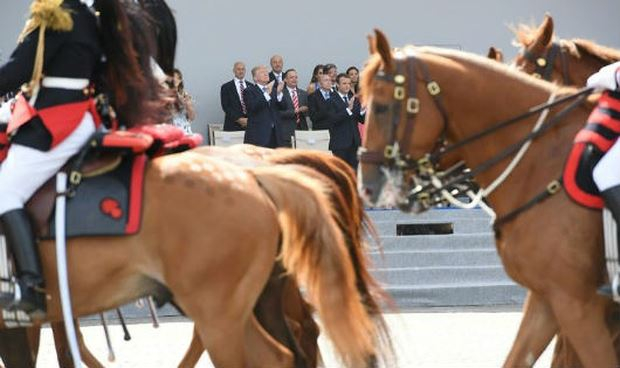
top-left (239, 81), bottom-right (247, 114)
top-left (291, 89), bottom-right (300, 124)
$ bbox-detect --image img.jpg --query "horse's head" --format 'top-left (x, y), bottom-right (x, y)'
top-left (358, 30), bottom-right (451, 211)
top-left (513, 15), bottom-right (574, 84)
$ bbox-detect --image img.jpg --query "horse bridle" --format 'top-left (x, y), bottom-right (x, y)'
top-left (522, 41), bottom-right (572, 85)
top-left (358, 51), bottom-right (449, 173)
top-left (358, 49), bottom-right (594, 226)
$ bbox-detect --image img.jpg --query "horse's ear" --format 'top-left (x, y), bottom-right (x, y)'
top-left (374, 29), bottom-right (394, 72)
top-left (533, 14), bottom-right (554, 48)
top-left (487, 46), bottom-right (504, 62)
top-left (367, 34), bottom-right (377, 55)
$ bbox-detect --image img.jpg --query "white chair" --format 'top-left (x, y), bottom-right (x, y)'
top-left (292, 130), bottom-right (331, 152)
top-left (210, 129), bottom-right (246, 147)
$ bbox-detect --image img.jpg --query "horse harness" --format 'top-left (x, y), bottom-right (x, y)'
top-left (358, 48), bottom-right (594, 230)
top-left (522, 41), bottom-right (572, 85)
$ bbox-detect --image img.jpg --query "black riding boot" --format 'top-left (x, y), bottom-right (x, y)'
top-left (0, 209), bottom-right (46, 317)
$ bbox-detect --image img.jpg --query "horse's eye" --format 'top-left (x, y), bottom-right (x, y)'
top-left (373, 104), bottom-right (389, 114)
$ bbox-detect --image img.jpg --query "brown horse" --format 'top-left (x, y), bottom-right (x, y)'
top-left (358, 29), bottom-right (615, 367)
top-left (497, 19), bottom-right (620, 366)
top-left (512, 14), bottom-right (620, 86)
top-left (0, 150), bottom-right (383, 367)
top-left (177, 145), bottom-right (393, 368)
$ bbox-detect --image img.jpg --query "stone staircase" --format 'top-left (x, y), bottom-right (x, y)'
top-left (366, 208), bottom-right (527, 309)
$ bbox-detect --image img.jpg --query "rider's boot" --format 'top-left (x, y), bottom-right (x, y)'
top-left (0, 209), bottom-right (46, 318)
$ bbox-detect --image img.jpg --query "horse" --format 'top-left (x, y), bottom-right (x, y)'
top-left (0, 149), bottom-right (386, 368)
top-left (176, 145), bottom-right (393, 368)
top-left (511, 14), bottom-right (620, 86)
top-left (358, 29), bottom-right (615, 367)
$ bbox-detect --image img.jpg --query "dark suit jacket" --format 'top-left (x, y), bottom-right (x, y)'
top-left (269, 71), bottom-right (283, 83)
top-left (327, 92), bottom-right (364, 151)
top-left (243, 83), bottom-right (286, 147)
top-left (220, 79), bottom-right (253, 131)
top-left (279, 87), bottom-right (309, 147)
top-left (308, 89), bottom-right (333, 130)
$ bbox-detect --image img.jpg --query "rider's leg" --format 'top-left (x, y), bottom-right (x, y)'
top-left (594, 139), bottom-right (620, 221)
top-left (0, 113), bottom-right (95, 315)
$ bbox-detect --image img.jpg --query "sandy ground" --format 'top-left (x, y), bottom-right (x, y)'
top-left (31, 311), bottom-right (555, 367)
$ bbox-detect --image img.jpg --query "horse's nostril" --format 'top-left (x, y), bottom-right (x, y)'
top-left (364, 187), bottom-right (373, 196)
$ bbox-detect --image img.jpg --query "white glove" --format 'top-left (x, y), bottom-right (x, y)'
top-left (0, 99), bottom-right (13, 123)
top-left (586, 61), bottom-right (620, 91)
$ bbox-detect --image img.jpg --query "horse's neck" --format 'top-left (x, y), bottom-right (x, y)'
top-left (569, 52), bottom-right (611, 87)
top-left (446, 73), bottom-right (589, 215)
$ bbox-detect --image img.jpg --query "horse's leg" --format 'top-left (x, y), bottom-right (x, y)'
top-left (503, 291), bottom-right (557, 367)
top-left (254, 262), bottom-right (314, 368)
top-left (549, 292), bottom-right (616, 367)
top-left (52, 320), bottom-right (104, 368)
top-left (0, 328), bottom-right (37, 368)
top-left (281, 278), bottom-right (320, 368)
top-left (177, 327), bottom-right (203, 368)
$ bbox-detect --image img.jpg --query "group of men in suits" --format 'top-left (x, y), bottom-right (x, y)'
top-left (219, 56), bottom-right (364, 168)
top-left (220, 56), bottom-right (309, 148)
top-left (308, 73), bottom-right (365, 168)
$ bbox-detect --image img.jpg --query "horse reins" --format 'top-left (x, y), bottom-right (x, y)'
top-left (523, 41), bottom-right (573, 85)
top-left (359, 49), bottom-right (595, 228)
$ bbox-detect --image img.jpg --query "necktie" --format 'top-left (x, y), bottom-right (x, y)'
top-left (239, 81), bottom-right (247, 114)
top-left (344, 95), bottom-right (349, 105)
top-left (291, 89), bottom-right (300, 124)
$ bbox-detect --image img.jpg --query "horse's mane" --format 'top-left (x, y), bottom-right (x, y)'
top-left (513, 22), bottom-right (541, 46)
top-left (511, 20), bottom-right (620, 64)
top-left (361, 46), bottom-right (566, 102)
top-left (570, 38), bottom-right (620, 64)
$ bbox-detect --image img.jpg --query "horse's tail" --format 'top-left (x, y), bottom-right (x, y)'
top-left (252, 165), bottom-right (377, 367)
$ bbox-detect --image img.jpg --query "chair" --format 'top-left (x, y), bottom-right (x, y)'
top-left (208, 124), bottom-right (245, 147)
top-left (292, 130), bottom-right (330, 152)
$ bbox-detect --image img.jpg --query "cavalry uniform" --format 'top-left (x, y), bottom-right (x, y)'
top-left (590, 62), bottom-right (620, 209)
top-left (0, 0), bottom-right (102, 316)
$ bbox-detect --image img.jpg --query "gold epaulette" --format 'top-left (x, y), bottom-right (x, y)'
top-left (17, 0), bottom-right (75, 95)
top-left (18, 0), bottom-right (74, 43)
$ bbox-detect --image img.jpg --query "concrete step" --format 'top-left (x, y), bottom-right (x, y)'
top-left (384, 282), bottom-right (527, 309)
top-left (371, 265), bottom-right (511, 286)
top-left (369, 249), bottom-right (501, 268)
top-left (371, 217), bottom-right (493, 236)
top-left (366, 208), bottom-right (492, 222)
top-left (375, 233), bottom-right (496, 252)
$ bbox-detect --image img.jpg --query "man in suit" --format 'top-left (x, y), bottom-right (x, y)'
top-left (220, 61), bottom-right (253, 131)
top-left (268, 55), bottom-right (284, 83)
top-left (278, 69), bottom-right (309, 147)
top-left (327, 73), bottom-right (365, 169)
top-left (308, 74), bottom-right (334, 131)
top-left (243, 65), bottom-right (285, 148)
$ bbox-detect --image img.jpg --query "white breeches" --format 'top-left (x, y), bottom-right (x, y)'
top-left (593, 139), bottom-right (620, 191)
top-left (0, 113), bottom-right (96, 214)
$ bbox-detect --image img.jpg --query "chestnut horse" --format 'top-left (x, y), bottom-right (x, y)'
top-left (0, 150), bottom-right (383, 368)
top-left (512, 14), bottom-right (620, 86)
top-left (176, 146), bottom-right (392, 368)
top-left (358, 29), bottom-right (614, 367)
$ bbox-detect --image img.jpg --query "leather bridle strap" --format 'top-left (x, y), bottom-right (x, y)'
top-left (428, 86), bottom-right (594, 164)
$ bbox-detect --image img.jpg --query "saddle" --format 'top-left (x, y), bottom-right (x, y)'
top-left (563, 91), bottom-right (620, 209)
top-left (23, 124), bottom-right (203, 238)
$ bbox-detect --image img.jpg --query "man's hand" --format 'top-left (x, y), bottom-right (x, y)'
top-left (237, 117), bottom-right (248, 127)
top-left (348, 95), bottom-right (356, 110)
top-left (297, 106), bottom-right (309, 114)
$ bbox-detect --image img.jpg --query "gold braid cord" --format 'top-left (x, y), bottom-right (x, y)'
top-left (17, 0), bottom-right (74, 94)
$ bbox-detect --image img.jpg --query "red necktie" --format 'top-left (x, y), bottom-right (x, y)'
top-left (291, 89), bottom-right (300, 124)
